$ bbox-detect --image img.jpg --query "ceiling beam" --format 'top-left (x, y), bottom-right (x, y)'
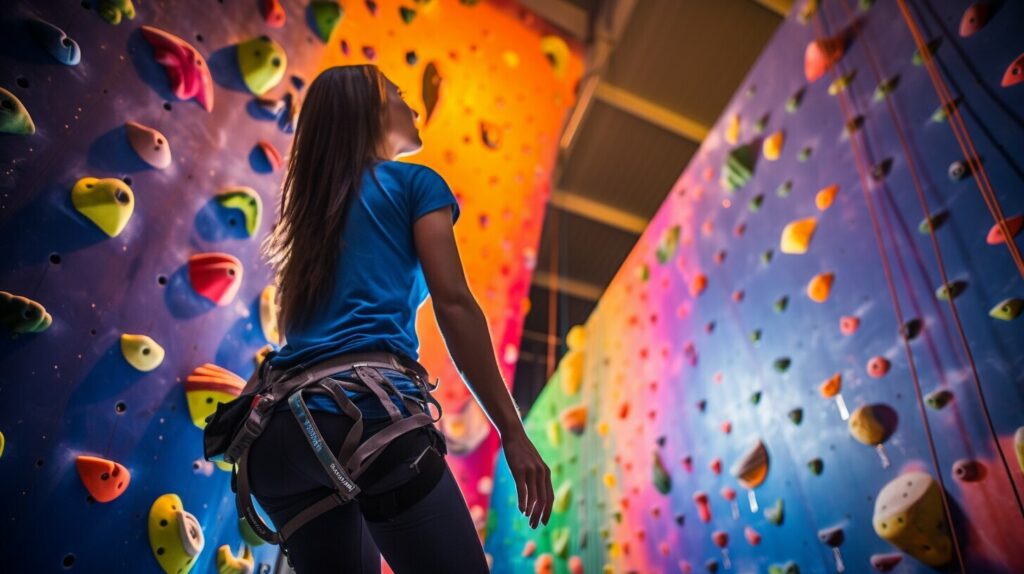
top-left (593, 81), bottom-right (710, 143)
top-left (533, 270), bottom-right (604, 302)
top-left (517, 0), bottom-right (589, 40)
top-left (549, 189), bottom-right (648, 235)
top-left (749, 0), bottom-right (793, 18)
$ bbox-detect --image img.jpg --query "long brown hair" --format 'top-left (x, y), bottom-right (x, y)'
top-left (261, 65), bottom-right (389, 333)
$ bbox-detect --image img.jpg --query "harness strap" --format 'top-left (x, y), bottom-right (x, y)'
top-left (353, 365), bottom-right (405, 423)
top-left (288, 391), bottom-right (361, 498)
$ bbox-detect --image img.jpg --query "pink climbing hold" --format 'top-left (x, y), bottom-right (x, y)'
top-left (188, 252), bottom-right (244, 306)
top-left (262, 0), bottom-right (286, 27)
top-left (720, 486), bottom-right (736, 502)
top-left (720, 421), bottom-right (732, 434)
top-left (805, 35), bottom-right (845, 82)
top-left (744, 526), bottom-right (762, 546)
top-left (870, 553), bottom-right (903, 572)
top-left (958, 3), bottom-right (989, 38)
top-left (681, 455), bottom-right (693, 473)
top-left (568, 555), bottom-right (584, 574)
top-left (1001, 53), bottom-right (1024, 88)
top-left (840, 315), bottom-right (860, 335)
top-left (867, 356), bottom-right (891, 378)
top-left (986, 214), bottom-right (1023, 244)
top-left (709, 458), bottom-right (722, 475)
top-left (257, 140), bottom-right (283, 172)
top-left (140, 25), bottom-right (215, 111)
top-left (693, 491), bottom-right (712, 523)
top-left (76, 455), bottom-right (131, 503)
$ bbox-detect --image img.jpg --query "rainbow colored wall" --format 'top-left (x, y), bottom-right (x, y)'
top-left (485, 1), bottom-right (1024, 572)
top-left (0, 0), bottom-right (578, 571)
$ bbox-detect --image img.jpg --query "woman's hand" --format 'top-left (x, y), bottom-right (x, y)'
top-left (500, 427), bottom-right (553, 529)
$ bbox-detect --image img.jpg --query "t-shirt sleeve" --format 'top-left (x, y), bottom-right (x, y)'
top-left (409, 165), bottom-right (460, 226)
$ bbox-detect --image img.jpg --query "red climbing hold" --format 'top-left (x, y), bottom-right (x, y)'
top-left (682, 455), bottom-right (694, 473)
top-left (840, 315), bottom-right (860, 335)
top-left (256, 140), bottom-right (283, 172)
top-left (76, 455), bottom-right (131, 503)
top-left (262, 0), bottom-right (286, 27)
top-left (140, 26), bottom-right (215, 112)
top-left (958, 3), bottom-right (989, 37)
top-left (805, 35), bottom-right (845, 82)
top-left (1001, 53), bottom-right (1024, 88)
top-left (986, 214), bottom-right (1023, 244)
top-left (188, 252), bottom-right (244, 306)
top-left (693, 491), bottom-right (711, 523)
top-left (744, 526), bottom-right (762, 546)
top-left (867, 356), bottom-right (891, 378)
top-left (709, 458), bottom-right (722, 475)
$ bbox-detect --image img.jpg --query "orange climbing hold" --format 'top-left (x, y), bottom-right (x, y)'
top-left (1002, 53), bottom-right (1024, 88)
top-left (261, 0), bottom-right (286, 27)
top-left (815, 184), bottom-right (838, 211)
top-left (807, 272), bottom-right (834, 303)
top-left (559, 405), bottom-right (588, 435)
top-left (805, 35), bottom-right (845, 83)
top-left (780, 217), bottom-right (817, 254)
top-left (76, 455), bottom-right (131, 502)
top-left (986, 214), bottom-right (1022, 244)
top-left (188, 252), bottom-right (244, 306)
top-left (819, 373), bottom-right (841, 398)
top-left (689, 273), bottom-right (708, 297)
top-left (762, 130), bottom-right (784, 161)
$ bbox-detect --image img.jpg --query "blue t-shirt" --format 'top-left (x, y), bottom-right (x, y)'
top-left (269, 160), bottom-right (460, 419)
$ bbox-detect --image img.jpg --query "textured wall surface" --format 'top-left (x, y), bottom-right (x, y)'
top-left (485, 1), bottom-right (1024, 573)
top-left (0, 0), bottom-right (579, 571)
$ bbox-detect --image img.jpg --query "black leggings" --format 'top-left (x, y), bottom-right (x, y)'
top-left (247, 409), bottom-right (490, 574)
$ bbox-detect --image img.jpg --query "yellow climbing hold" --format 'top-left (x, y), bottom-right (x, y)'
top-left (849, 405), bottom-right (887, 445)
top-left (0, 87), bottom-right (36, 134)
top-left (1015, 427), bottom-right (1024, 474)
top-left (216, 186), bottom-right (262, 237)
top-left (148, 493), bottom-right (204, 574)
top-left (0, 431), bottom-right (5, 458)
top-left (539, 35), bottom-right (569, 78)
top-left (873, 472), bottom-right (952, 566)
top-left (603, 472), bottom-right (616, 488)
top-left (725, 114), bottom-right (740, 145)
top-left (546, 420), bottom-right (562, 447)
top-left (762, 130), bottom-right (784, 161)
top-left (0, 291), bottom-right (52, 333)
top-left (815, 184), bottom-right (838, 211)
top-left (553, 481), bottom-right (573, 513)
top-left (807, 272), bottom-right (834, 303)
top-left (237, 36), bottom-right (287, 96)
top-left (828, 69), bottom-right (857, 95)
top-left (597, 420), bottom-right (609, 437)
top-left (216, 545), bottom-right (254, 574)
top-left (121, 333), bottom-right (165, 372)
top-left (184, 363), bottom-right (246, 429)
top-left (259, 284), bottom-right (280, 345)
top-left (72, 177), bottom-right (134, 237)
top-left (780, 217), bottom-right (817, 254)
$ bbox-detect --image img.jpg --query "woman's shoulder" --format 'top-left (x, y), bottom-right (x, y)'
top-left (375, 160), bottom-right (446, 182)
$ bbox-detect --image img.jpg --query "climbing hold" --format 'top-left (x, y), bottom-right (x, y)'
top-left (261, 0), bottom-right (286, 27)
top-left (912, 38), bottom-right (942, 66)
top-left (873, 472), bottom-right (953, 566)
top-left (140, 26), bottom-right (215, 112)
top-left (547, 419), bottom-right (562, 448)
top-left (788, 408), bottom-right (803, 425)
top-left (188, 253), bottom-right (244, 306)
top-left (76, 455), bottom-right (131, 502)
top-left (522, 540), bottom-right (536, 558)
top-left (0, 87), bottom-right (35, 135)
top-left (773, 357), bottom-right (791, 373)
top-left (121, 334), bottom-right (165, 372)
top-left (762, 131), bottom-right (784, 161)
top-left (720, 144), bottom-right (756, 192)
top-left (750, 329), bottom-right (762, 343)
top-left (560, 405), bottom-right (588, 435)
top-left (656, 225), bottom-right (681, 264)
top-left (780, 217), bottom-right (817, 254)
top-left (97, 0), bottom-right (136, 24)
top-left (815, 184), bottom-right (838, 211)
top-left (870, 553), bottom-right (903, 572)
top-left (797, 145), bottom-right (813, 162)
top-left (948, 160), bottom-right (969, 181)
top-left (935, 280), bottom-right (966, 301)
top-left (237, 36), bottom-right (287, 96)
top-left (540, 36), bottom-right (570, 78)
top-left (804, 35), bottom-right (845, 82)
top-left (952, 459), bottom-right (979, 482)
top-left (689, 273), bottom-right (708, 297)
top-left (125, 121), bottom-right (172, 169)
top-left (753, 113), bottom-right (769, 134)
top-left (989, 298), bottom-right (1022, 321)
top-left (873, 75), bottom-right (899, 101)
top-left (216, 187), bottom-right (263, 237)
top-left (924, 389), bottom-right (953, 410)
top-left (768, 563), bottom-right (800, 574)
top-left (0, 291), bottom-right (52, 333)
top-left (918, 211), bottom-right (948, 234)
top-left (900, 318), bottom-right (922, 341)
top-left (731, 439), bottom-right (769, 489)
top-left (705, 559), bottom-right (719, 573)
top-left (959, 3), bottom-right (990, 37)
top-left (238, 517), bottom-right (264, 547)
top-left (842, 115), bottom-right (864, 138)
top-left (744, 526), bottom-right (761, 546)
top-left (254, 140), bottom-right (282, 172)
top-left (986, 214), bottom-right (1023, 245)
top-left (764, 498), bottom-right (784, 525)
top-left (568, 556), bottom-right (583, 574)
top-left (826, 69), bottom-right (856, 95)
top-left (0, 431), bottom-right (4, 458)
top-left (725, 114), bottom-right (740, 145)
top-left (185, 363), bottom-right (246, 429)
top-left (867, 356), bottom-right (890, 378)
top-left (930, 98), bottom-right (960, 123)
top-left (405, 50), bottom-right (418, 66)
top-left (652, 452), bottom-right (672, 494)
top-left (1000, 52), bottom-right (1024, 87)
top-left (807, 458), bottom-right (823, 475)
top-left (709, 458), bottom-right (721, 474)
top-left (840, 315), bottom-right (859, 335)
top-left (871, 158), bottom-right (893, 182)
top-left (478, 121), bottom-right (502, 150)
top-left (217, 545), bottom-right (253, 574)
top-left (786, 87), bottom-right (805, 112)
top-left (1015, 427), bottom-right (1024, 474)
top-left (260, 285), bottom-right (280, 344)
top-left (693, 491), bottom-right (711, 523)
top-left (721, 421), bottom-right (732, 434)
top-left (254, 95), bottom-right (285, 119)
top-left (806, 272), bottom-right (834, 303)
top-left (28, 19), bottom-right (81, 66)
top-left (849, 404), bottom-right (892, 446)
top-left (553, 481), bottom-right (572, 513)
top-left (71, 177), bottom-right (135, 237)
top-left (818, 526), bottom-right (846, 571)
top-left (399, 6), bottom-right (417, 23)
top-left (819, 373), bottom-right (842, 398)
top-left (681, 455), bottom-right (693, 473)
top-left (310, 1), bottom-right (343, 42)
top-left (422, 62), bottom-right (442, 125)
top-left (148, 493), bottom-right (204, 574)
top-left (750, 390), bottom-right (762, 405)
top-left (773, 295), bottom-right (788, 313)
top-left (552, 527), bottom-right (570, 558)
top-left (777, 179), bottom-right (793, 197)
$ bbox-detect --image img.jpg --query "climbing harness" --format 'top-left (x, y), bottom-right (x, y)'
top-left (202, 349), bottom-right (448, 546)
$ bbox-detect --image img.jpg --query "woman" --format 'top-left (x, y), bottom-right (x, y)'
top-left (247, 64), bottom-right (552, 573)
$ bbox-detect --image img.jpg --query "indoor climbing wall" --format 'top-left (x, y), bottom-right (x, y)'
top-left (0, 0), bottom-right (579, 571)
top-left (485, 1), bottom-right (1024, 573)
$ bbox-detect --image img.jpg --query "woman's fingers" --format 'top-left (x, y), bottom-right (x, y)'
top-left (542, 464), bottom-right (554, 525)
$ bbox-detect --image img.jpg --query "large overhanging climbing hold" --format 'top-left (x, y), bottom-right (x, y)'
top-left (539, 35), bottom-right (569, 78)
top-left (76, 455), bottom-right (131, 502)
top-left (72, 177), bottom-right (135, 237)
top-left (216, 186), bottom-right (263, 237)
top-left (0, 291), bottom-right (52, 333)
top-left (439, 396), bottom-right (491, 455)
top-left (216, 545), bottom-right (254, 574)
top-left (422, 61), bottom-right (442, 125)
top-left (804, 34), bottom-right (846, 83)
top-left (720, 143), bottom-right (757, 192)
top-left (188, 252), bottom-right (244, 306)
top-left (125, 121), bottom-right (172, 169)
top-left (873, 472), bottom-right (953, 566)
top-left (121, 333), bottom-right (165, 371)
top-left (148, 493), bottom-right (205, 574)
top-left (97, 0), bottom-right (136, 25)
top-left (140, 25), bottom-right (215, 112)
top-left (0, 87), bottom-right (35, 135)
top-left (28, 18), bottom-right (81, 66)
top-left (1001, 52), bottom-right (1024, 88)
top-left (184, 363), bottom-right (246, 430)
top-left (309, 1), bottom-right (344, 43)
top-left (780, 217), bottom-right (817, 254)
top-left (237, 36), bottom-right (287, 96)
top-left (259, 284), bottom-right (280, 345)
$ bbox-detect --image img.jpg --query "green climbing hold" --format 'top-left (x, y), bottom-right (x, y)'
top-left (764, 498), bottom-right (784, 525)
top-left (216, 187), bottom-right (263, 237)
top-left (310, 1), bottom-right (343, 43)
top-left (399, 6), bottom-right (417, 23)
top-left (237, 36), bottom-right (287, 96)
top-left (553, 481), bottom-right (572, 513)
top-left (773, 295), bottom-right (788, 313)
top-left (807, 458), bottom-right (823, 475)
top-left (930, 98), bottom-right (960, 123)
top-left (750, 391), bottom-right (762, 405)
top-left (925, 389), bottom-right (953, 410)
top-left (653, 451), bottom-right (672, 494)
top-left (935, 280), bottom-right (966, 301)
top-left (918, 211), bottom-right (948, 234)
top-left (989, 298), bottom-right (1022, 321)
top-left (786, 87), bottom-right (805, 113)
top-left (754, 113), bottom-right (769, 134)
top-left (0, 291), bottom-right (53, 333)
top-left (721, 144), bottom-right (756, 192)
top-left (748, 194), bottom-right (764, 212)
top-left (873, 75), bottom-right (899, 101)
top-left (750, 329), bottom-right (762, 344)
top-left (0, 87), bottom-right (35, 135)
top-left (777, 180), bottom-right (792, 198)
top-left (788, 408), bottom-right (803, 425)
top-left (773, 357), bottom-right (791, 373)
top-left (97, 0), bottom-right (136, 25)
top-left (797, 145), bottom-right (812, 162)
top-left (762, 249), bottom-right (774, 265)
top-left (72, 177), bottom-right (135, 237)
top-left (859, 0), bottom-right (873, 10)
top-left (238, 517), bottom-right (264, 547)
top-left (655, 225), bottom-right (680, 264)
top-left (552, 527), bottom-right (570, 558)
top-left (768, 561), bottom-right (800, 574)
top-left (900, 318), bottom-right (923, 341)
top-left (912, 38), bottom-right (941, 66)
